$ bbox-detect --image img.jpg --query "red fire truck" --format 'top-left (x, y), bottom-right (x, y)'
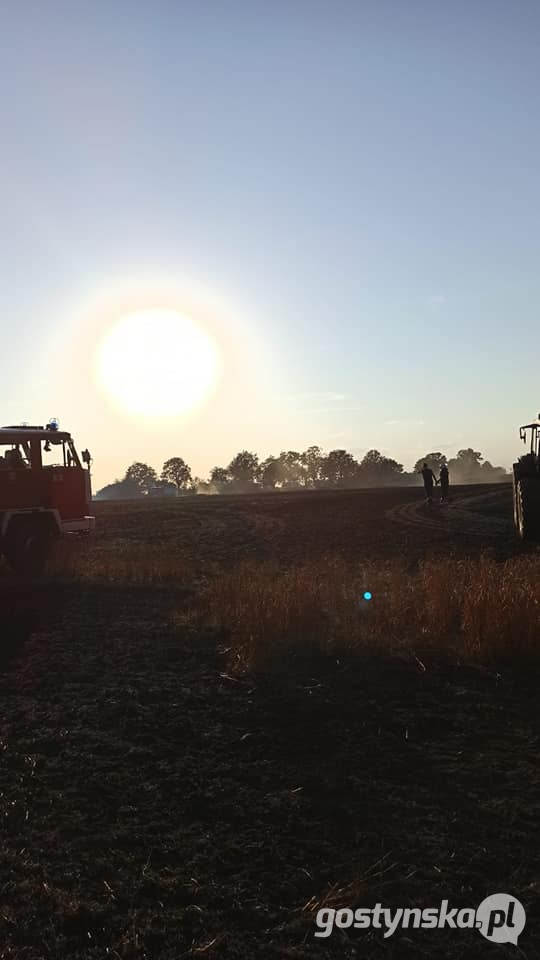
top-left (0, 421), bottom-right (94, 575)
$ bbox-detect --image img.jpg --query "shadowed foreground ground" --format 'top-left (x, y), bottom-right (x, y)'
top-left (1, 484), bottom-right (539, 958)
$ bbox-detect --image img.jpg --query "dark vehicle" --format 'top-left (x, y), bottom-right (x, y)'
top-left (512, 416), bottom-right (540, 540)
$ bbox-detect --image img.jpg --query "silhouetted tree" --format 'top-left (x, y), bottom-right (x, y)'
top-left (161, 457), bottom-right (192, 493)
top-left (105, 441), bottom-right (506, 497)
top-left (124, 462), bottom-right (158, 494)
top-left (277, 450), bottom-right (305, 488)
top-left (191, 476), bottom-right (212, 493)
top-left (210, 466), bottom-right (232, 491)
top-left (228, 451), bottom-right (259, 491)
top-left (358, 449), bottom-right (404, 486)
top-left (259, 456), bottom-right (284, 489)
top-left (321, 449), bottom-right (358, 487)
top-left (447, 448), bottom-right (483, 482)
top-left (301, 445), bottom-right (323, 487)
top-left (413, 452), bottom-right (447, 475)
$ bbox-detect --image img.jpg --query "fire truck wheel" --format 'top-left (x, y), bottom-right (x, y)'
top-left (4, 518), bottom-right (53, 577)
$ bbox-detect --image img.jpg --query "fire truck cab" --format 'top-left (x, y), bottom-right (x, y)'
top-left (0, 422), bottom-right (95, 574)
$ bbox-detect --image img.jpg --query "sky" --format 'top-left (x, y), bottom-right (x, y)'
top-left (2, 0), bottom-right (540, 489)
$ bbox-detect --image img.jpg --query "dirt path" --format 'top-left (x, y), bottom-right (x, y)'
top-left (386, 487), bottom-right (512, 539)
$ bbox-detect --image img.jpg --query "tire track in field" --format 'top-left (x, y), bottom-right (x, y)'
top-left (386, 489), bottom-right (511, 539)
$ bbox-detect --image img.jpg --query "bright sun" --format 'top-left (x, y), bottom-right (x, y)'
top-left (97, 309), bottom-right (220, 417)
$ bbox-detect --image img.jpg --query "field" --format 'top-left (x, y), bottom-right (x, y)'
top-left (2, 483), bottom-right (540, 958)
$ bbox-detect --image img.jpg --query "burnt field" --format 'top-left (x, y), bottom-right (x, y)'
top-left (1, 483), bottom-right (540, 959)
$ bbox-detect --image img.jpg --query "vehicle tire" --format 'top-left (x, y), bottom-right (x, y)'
top-left (512, 470), bottom-right (520, 531)
top-left (516, 477), bottom-right (540, 542)
top-left (4, 519), bottom-right (54, 577)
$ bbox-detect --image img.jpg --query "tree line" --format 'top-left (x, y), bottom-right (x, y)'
top-left (95, 447), bottom-right (508, 499)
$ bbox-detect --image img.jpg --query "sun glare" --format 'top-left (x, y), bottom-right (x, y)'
top-left (97, 309), bottom-right (220, 417)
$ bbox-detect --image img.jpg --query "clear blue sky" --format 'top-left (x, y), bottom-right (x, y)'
top-left (2, 1), bottom-right (539, 487)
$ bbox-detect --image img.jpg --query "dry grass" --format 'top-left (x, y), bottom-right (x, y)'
top-left (46, 537), bottom-right (191, 584)
top-left (39, 522), bottom-right (540, 672)
top-left (202, 553), bottom-right (540, 671)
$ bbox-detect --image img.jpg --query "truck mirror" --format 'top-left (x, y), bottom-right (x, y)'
top-left (82, 449), bottom-right (92, 466)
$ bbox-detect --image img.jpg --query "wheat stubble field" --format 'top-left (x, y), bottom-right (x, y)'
top-left (1, 483), bottom-right (540, 959)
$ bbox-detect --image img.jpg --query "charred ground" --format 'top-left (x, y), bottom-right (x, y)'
top-left (1, 483), bottom-right (539, 959)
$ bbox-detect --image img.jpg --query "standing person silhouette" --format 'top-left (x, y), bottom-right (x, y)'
top-left (420, 463), bottom-right (437, 503)
top-left (439, 463), bottom-right (449, 502)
